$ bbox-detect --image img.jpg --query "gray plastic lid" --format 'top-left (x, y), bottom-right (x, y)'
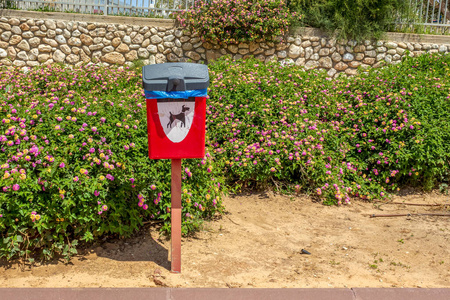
top-left (142, 63), bottom-right (209, 92)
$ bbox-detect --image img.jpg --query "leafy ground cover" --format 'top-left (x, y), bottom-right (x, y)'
top-left (0, 64), bottom-right (224, 261)
top-left (207, 54), bottom-right (450, 202)
top-left (1, 53), bottom-right (450, 262)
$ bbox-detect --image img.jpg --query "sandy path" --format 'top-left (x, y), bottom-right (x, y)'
top-left (1, 190), bottom-right (449, 288)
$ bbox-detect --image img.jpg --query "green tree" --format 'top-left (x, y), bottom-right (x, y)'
top-left (288, 0), bottom-right (408, 41)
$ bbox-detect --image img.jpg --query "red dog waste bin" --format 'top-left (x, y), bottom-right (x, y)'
top-left (142, 63), bottom-right (209, 159)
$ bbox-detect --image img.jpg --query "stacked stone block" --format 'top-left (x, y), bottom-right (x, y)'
top-left (0, 16), bottom-right (449, 77)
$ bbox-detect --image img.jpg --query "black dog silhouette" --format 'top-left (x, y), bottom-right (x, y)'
top-left (167, 105), bottom-right (190, 128)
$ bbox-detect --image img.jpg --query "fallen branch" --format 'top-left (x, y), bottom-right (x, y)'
top-left (374, 200), bottom-right (449, 207)
top-left (370, 213), bottom-right (450, 218)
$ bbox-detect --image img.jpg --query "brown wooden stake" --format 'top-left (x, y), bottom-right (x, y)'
top-left (171, 159), bottom-right (182, 273)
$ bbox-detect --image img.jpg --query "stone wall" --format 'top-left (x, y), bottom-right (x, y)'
top-left (1, 10), bottom-right (450, 76)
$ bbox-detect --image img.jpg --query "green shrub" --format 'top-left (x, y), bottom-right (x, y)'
top-left (207, 53), bottom-right (450, 203)
top-left (288, 0), bottom-right (408, 41)
top-left (176, 0), bottom-right (299, 44)
top-left (0, 64), bottom-right (225, 262)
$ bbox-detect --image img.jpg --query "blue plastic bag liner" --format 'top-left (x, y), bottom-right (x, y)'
top-left (144, 89), bottom-right (207, 99)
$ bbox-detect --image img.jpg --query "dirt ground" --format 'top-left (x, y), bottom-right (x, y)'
top-left (0, 189), bottom-right (449, 288)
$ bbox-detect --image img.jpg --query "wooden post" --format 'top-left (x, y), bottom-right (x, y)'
top-left (170, 159), bottom-right (182, 273)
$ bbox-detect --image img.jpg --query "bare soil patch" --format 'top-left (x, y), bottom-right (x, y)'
top-left (1, 190), bottom-right (449, 288)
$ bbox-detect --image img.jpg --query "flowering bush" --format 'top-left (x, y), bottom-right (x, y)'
top-left (0, 64), bottom-right (225, 261)
top-left (207, 53), bottom-right (450, 204)
top-left (176, 0), bottom-right (299, 44)
top-left (2, 53), bottom-right (450, 262)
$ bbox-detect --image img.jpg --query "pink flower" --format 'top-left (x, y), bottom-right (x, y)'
top-left (12, 184), bottom-right (20, 191)
top-left (94, 190), bottom-right (99, 196)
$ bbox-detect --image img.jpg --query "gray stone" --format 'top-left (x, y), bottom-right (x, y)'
top-left (277, 50), bottom-right (287, 58)
top-left (0, 23), bottom-right (11, 31)
top-left (56, 21), bottom-right (66, 29)
top-left (68, 37), bottom-right (82, 47)
top-left (157, 44), bottom-right (164, 52)
top-left (132, 33), bottom-right (144, 44)
top-left (439, 45), bottom-right (447, 52)
top-left (334, 62), bottom-right (348, 71)
top-left (71, 29), bottom-right (81, 37)
top-left (150, 35), bottom-right (162, 44)
top-left (0, 48), bottom-right (6, 58)
top-left (348, 61), bottom-right (361, 68)
top-left (310, 53), bottom-right (319, 60)
top-left (185, 51), bottom-right (200, 61)
top-left (376, 53), bottom-right (386, 61)
top-left (385, 54), bottom-right (392, 64)
top-left (304, 60), bottom-right (319, 70)
top-left (53, 49), bottom-right (66, 63)
top-left (345, 68), bottom-right (358, 75)
top-left (55, 35), bottom-right (66, 44)
top-left (47, 29), bottom-right (56, 38)
top-left (301, 40), bottom-right (311, 48)
top-left (319, 48), bottom-right (329, 56)
top-left (13, 60), bottom-right (26, 67)
top-left (125, 50), bottom-right (138, 61)
top-left (396, 47), bottom-right (405, 55)
top-left (164, 34), bottom-right (175, 42)
top-left (28, 37), bottom-right (41, 48)
top-left (89, 44), bottom-right (104, 51)
top-left (147, 45), bottom-right (157, 54)
top-left (116, 43), bottom-right (129, 53)
top-left (31, 29), bottom-right (47, 37)
top-left (138, 48), bottom-right (150, 58)
top-left (327, 68), bottom-right (337, 77)
top-left (288, 44), bottom-right (302, 58)
top-left (6, 46), bottom-right (16, 60)
top-left (44, 20), bottom-right (56, 30)
top-left (38, 44), bottom-right (52, 52)
top-left (354, 45), bottom-right (365, 53)
top-left (63, 29), bottom-right (71, 39)
top-left (9, 35), bottom-right (22, 45)
top-left (397, 42), bottom-right (407, 49)
top-left (295, 57), bottom-right (305, 66)
top-left (365, 50), bottom-right (376, 57)
top-left (22, 31), bottom-right (33, 38)
top-left (17, 40), bottom-right (30, 51)
top-left (376, 46), bottom-right (387, 53)
top-left (342, 53), bottom-right (354, 62)
top-left (27, 61), bottom-right (39, 67)
top-left (305, 47), bottom-right (313, 60)
top-left (11, 26), bottom-right (21, 35)
top-left (386, 42), bottom-right (398, 49)
top-left (331, 52), bottom-right (342, 62)
top-left (155, 53), bottom-right (167, 63)
top-left (387, 49), bottom-right (397, 55)
top-left (363, 57), bottom-right (376, 65)
top-left (319, 57), bottom-right (332, 68)
top-left (80, 34), bottom-right (93, 46)
top-left (228, 44), bottom-right (238, 54)
top-left (66, 54), bottom-right (80, 64)
top-left (164, 42), bottom-right (175, 48)
top-left (60, 44), bottom-right (71, 55)
top-left (102, 52), bottom-right (125, 64)
top-left (102, 46), bottom-right (114, 53)
top-left (37, 54), bottom-right (50, 63)
top-left (393, 54), bottom-right (401, 60)
top-left (28, 48), bottom-right (39, 60)
top-left (43, 38), bottom-right (58, 47)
